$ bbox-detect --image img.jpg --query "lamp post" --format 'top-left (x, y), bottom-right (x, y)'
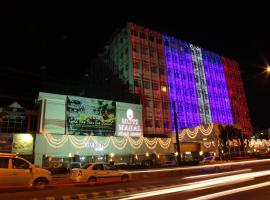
top-left (172, 101), bottom-right (181, 166)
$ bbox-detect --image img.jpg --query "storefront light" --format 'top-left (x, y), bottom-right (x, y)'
top-left (68, 153), bottom-right (72, 157)
top-left (110, 153), bottom-right (114, 158)
top-left (80, 156), bottom-right (85, 160)
top-left (174, 152), bottom-right (178, 156)
top-left (199, 151), bottom-right (203, 156)
top-left (157, 154), bottom-right (160, 159)
top-left (146, 152), bottom-right (149, 157)
top-left (22, 134), bottom-right (33, 142)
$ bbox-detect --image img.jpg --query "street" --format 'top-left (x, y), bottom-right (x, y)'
top-left (1, 161), bottom-right (270, 200)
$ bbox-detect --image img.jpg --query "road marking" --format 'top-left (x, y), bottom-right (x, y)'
top-left (105, 190), bottom-right (114, 197)
top-left (116, 189), bottom-right (127, 194)
top-left (62, 195), bottom-right (72, 200)
top-left (45, 197), bottom-right (55, 200)
top-left (77, 193), bottom-right (87, 200)
top-left (189, 181), bottom-right (270, 200)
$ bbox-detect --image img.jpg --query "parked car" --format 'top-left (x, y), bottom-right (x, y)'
top-left (70, 162), bottom-right (129, 184)
top-left (70, 162), bottom-right (81, 169)
top-left (45, 166), bottom-right (70, 174)
top-left (160, 160), bottom-right (177, 167)
top-left (0, 153), bottom-right (52, 189)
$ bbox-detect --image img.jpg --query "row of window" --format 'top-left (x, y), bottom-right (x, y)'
top-left (144, 119), bottom-right (170, 129)
top-left (131, 30), bottom-right (162, 44)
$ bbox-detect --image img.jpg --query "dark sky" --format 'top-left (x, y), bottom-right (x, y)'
top-left (0, 2), bottom-right (269, 129)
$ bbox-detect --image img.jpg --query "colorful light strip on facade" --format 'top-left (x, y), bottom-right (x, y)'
top-left (164, 38), bottom-right (235, 131)
top-left (190, 44), bottom-right (212, 125)
top-left (164, 36), bottom-right (201, 130)
top-left (201, 50), bottom-right (233, 124)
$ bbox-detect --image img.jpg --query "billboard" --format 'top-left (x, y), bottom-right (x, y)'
top-left (12, 134), bottom-right (33, 155)
top-left (66, 96), bottom-right (116, 136)
top-left (116, 102), bottom-right (143, 137)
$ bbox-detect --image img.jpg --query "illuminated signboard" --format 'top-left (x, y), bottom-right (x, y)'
top-left (12, 134), bottom-right (33, 155)
top-left (116, 102), bottom-right (143, 137)
top-left (66, 96), bottom-right (116, 136)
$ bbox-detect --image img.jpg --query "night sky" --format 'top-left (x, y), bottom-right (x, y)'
top-left (0, 3), bottom-right (269, 130)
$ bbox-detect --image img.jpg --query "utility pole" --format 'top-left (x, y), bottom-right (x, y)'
top-left (172, 101), bottom-right (181, 166)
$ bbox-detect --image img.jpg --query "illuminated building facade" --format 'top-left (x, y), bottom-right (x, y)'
top-left (104, 23), bottom-right (252, 136)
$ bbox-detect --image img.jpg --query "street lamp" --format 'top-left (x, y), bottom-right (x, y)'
top-left (172, 101), bottom-right (181, 166)
top-left (266, 66), bottom-right (270, 73)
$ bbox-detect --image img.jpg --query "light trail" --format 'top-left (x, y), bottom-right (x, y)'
top-left (190, 181), bottom-right (270, 200)
top-left (119, 169), bottom-right (270, 200)
top-left (126, 158), bottom-right (270, 174)
top-left (182, 168), bottom-right (252, 180)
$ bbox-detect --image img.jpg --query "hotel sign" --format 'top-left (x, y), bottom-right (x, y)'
top-left (116, 103), bottom-right (143, 137)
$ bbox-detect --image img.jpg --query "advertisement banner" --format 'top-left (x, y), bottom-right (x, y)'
top-left (116, 102), bottom-right (143, 137)
top-left (12, 134), bottom-right (33, 155)
top-left (66, 96), bottom-right (116, 136)
top-left (0, 134), bottom-right (13, 153)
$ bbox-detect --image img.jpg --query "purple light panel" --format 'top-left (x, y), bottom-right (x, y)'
top-left (201, 49), bottom-right (233, 124)
top-left (164, 36), bottom-right (201, 130)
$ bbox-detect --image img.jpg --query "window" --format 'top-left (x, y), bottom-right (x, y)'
top-left (134, 79), bottom-right (141, 87)
top-left (132, 44), bottom-right (139, 52)
top-left (156, 38), bottom-right (162, 44)
top-left (144, 99), bottom-right (152, 107)
top-left (142, 47), bottom-right (148, 55)
top-left (154, 101), bottom-right (160, 109)
top-left (134, 62), bottom-right (140, 69)
top-left (93, 164), bottom-right (104, 170)
top-left (12, 158), bottom-right (29, 169)
top-left (140, 32), bottom-right (146, 39)
top-left (152, 82), bottom-right (159, 90)
top-left (145, 119), bottom-right (153, 127)
top-left (105, 165), bottom-right (117, 170)
top-left (155, 120), bottom-right (161, 128)
top-left (149, 35), bottom-right (154, 42)
top-left (159, 68), bottom-right (165, 75)
top-left (0, 157), bottom-right (9, 168)
top-left (132, 30), bottom-right (138, 36)
top-left (143, 80), bottom-right (151, 89)
top-left (164, 121), bottom-right (170, 129)
top-left (163, 102), bottom-right (169, 110)
top-left (151, 66), bottom-right (157, 73)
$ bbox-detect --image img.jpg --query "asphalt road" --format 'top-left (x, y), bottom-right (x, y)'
top-left (0, 163), bottom-right (270, 200)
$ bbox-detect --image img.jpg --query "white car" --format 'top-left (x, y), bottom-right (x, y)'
top-left (70, 162), bottom-right (129, 184)
top-left (0, 153), bottom-right (52, 189)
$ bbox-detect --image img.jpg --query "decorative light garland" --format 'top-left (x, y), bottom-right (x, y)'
top-left (42, 133), bottom-right (171, 151)
top-left (158, 138), bottom-right (172, 149)
top-left (128, 136), bottom-right (144, 149)
top-left (144, 138), bottom-right (158, 150)
top-left (111, 136), bottom-right (128, 150)
top-left (44, 134), bottom-right (68, 148)
top-left (179, 123), bottom-right (214, 141)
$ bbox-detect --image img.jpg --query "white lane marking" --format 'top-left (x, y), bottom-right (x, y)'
top-left (189, 181), bottom-right (270, 200)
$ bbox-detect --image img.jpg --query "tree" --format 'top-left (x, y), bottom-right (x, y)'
top-left (218, 125), bottom-right (244, 160)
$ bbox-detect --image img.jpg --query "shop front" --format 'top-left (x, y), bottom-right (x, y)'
top-left (34, 133), bottom-right (174, 167)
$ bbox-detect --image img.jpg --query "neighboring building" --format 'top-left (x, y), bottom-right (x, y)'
top-left (103, 23), bottom-right (252, 136)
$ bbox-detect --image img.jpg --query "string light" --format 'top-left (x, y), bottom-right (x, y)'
top-left (43, 133), bottom-right (172, 151)
top-left (179, 123), bottom-right (214, 141)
